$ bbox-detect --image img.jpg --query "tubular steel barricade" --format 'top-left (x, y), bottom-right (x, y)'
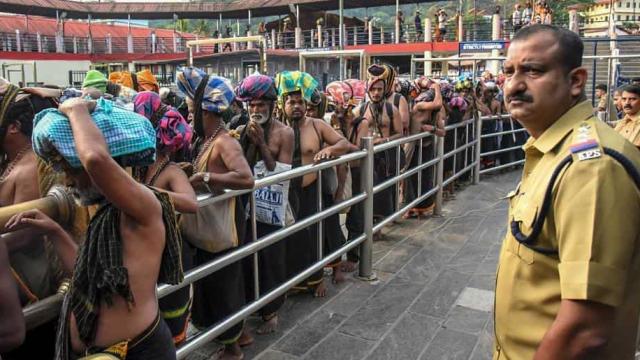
top-left (18, 125), bottom-right (485, 359)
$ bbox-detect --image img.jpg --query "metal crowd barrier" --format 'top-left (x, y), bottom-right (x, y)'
top-left (477, 113), bottom-right (528, 175)
top-left (18, 117), bottom-right (504, 358)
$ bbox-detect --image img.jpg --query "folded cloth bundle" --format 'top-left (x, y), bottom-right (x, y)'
top-left (32, 98), bottom-right (156, 169)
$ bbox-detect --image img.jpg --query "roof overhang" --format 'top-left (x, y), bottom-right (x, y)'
top-left (1, 0), bottom-right (440, 20)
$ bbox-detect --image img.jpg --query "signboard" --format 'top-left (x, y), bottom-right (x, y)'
top-left (459, 41), bottom-right (507, 52)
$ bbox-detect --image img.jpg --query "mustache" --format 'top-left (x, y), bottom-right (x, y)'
top-left (507, 93), bottom-right (534, 103)
top-left (624, 105), bottom-right (633, 109)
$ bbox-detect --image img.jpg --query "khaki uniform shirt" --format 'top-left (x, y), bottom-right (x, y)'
top-left (494, 101), bottom-right (640, 360)
top-left (614, 112), bottom-right (640, 147)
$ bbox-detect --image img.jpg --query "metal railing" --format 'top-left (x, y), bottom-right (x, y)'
top-left (19, 116), bottom-right (503, 358)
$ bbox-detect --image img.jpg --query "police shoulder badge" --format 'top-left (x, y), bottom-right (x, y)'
top-left (570, 121), bottom-right (602, 161)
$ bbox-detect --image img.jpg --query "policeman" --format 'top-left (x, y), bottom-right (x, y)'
top-left (495, 25), bottom-right (640, 360)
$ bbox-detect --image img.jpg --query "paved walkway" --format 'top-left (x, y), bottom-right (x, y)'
top-left (186, 171), bottom-right (520, 360)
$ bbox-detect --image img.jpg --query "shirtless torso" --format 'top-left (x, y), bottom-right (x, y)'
top-left (57, 101), bottom-right (168, 353)
top-left (355, 102), bottom-right (402, 145)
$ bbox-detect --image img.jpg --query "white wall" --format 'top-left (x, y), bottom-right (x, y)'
top-left (0, 60), bottom-right (92, 87)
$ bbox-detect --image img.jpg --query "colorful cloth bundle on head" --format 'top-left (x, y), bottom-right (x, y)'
top-left (60, 88), bottom-right (83, 103)
top-left (326, 81), bottom-right (356, 109)
top-left (32, 98), bottom-right (156, 169)
top-left (275, 70), bottom-right (318, 103)
top-left (136, 70), bottom-right (160, 93)
top-left (395, 79), bottom-right (415, 99)
top-left (344, 79), bottom-right (366, 104)
top-left (366, 64), bottom-right (393, 96)
top-left (449, 95), bottom-right (468, 112)
top-left (454, 76), bottom-right (473, 92)
top-left (109, 71), bottom-right (135, 90)
top-left (235, 74), bottom-right (278, 102)
top-left (0, 78), bottom-right (20, 125)
top-left (176, 67), bottom-right (235, 115)
top-left (308, 88), bottom-right (328, 118)
top-left (82, 70), bottom-right (108, 92)
top-left (134, 91), bottom-right (193, 154)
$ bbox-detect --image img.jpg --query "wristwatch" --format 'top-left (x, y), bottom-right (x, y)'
top-left (203, 172), bottom-right (210, 184)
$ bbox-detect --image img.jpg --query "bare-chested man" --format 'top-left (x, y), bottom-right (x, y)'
top-left (132, 91), bottom-right (197, 346)
top-left (177, 68), bottom-right (254, 360)
top-left (0, 82), bottom-right (63, 360)
top-left (235, 74), bottom-right (293, 335)
top-left (28, 96), bottom-right (182, 360)
top-left (276, 71), bottom-right (354, 298)
top-left (479, 83), bottom-right (501, 167)
top-left (326, 81), bottom-right (369, 273)
top-left (355, 65), bottom-right (403, 223)
top-left (405, 79), bottom-right (445, 217)
top-left (0, 239), bottom-right (24, 353)
top-left (307, 88), bottom-right (349, 284)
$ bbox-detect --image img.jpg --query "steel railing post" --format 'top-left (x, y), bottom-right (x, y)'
top-left (358, 137), bottom-right (376, 281)
top-left (434, 135), bottom-right (444, 216)
top-left (473, 113), bottom-right (482, 185)
top-left (250, 195), bottom-right (259, 300)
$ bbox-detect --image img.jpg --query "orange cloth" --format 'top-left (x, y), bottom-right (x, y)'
top-left (136, 69), bottom-right (159, 93)
top-left (108, 71), bottom-right (134, 89)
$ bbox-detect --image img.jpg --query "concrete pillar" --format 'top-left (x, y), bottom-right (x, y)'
top-left (271, 29), bottom-right (276, 49)
top-left (310, 29), bottom-right (315, 47)
top-left (232, 33), bottom-right (238, 51)
top-left (458, 15), bottom-right (465, 41)
top-left (424, 19), bottom-right (433, 76)
top-left (343, 24), bottom-right (347, 46)
top-left (87, 35), bottom-right (92, 54)
top-left (195, 34), bottom-right (200, 53)
top-left (55, 30), bottom-right (63, 53)
top-left (424, 18), bottom-right (432, 42)
top-left (151, 32), bottom-right (157, 53)
top-left (331, 28), bottom-right (336, 47)
top-left (295, 27), bottom-right (302, 48)
top-left (107, 34), bottom-right (112, 54)
top-left (15, 30), bottom-right (21, 52)
top-left (247, 30), bottom-right (254, 49)
top-left (395, 15), bottom-right (400, 43)
top-left (380, 27), bottom-right (385, 44)
top-left (489, 14), bottom-right (501, 75)
top-left (127, 33), bottom-right (133, 53)
top-left (73, 36), bottom-right (77, 54)
top-left (37, 32), bottom-right (42, 52)
top-left (353, 26), bottom-right (357, 45)
top-left (173, 32), bottom-right (177, 53)
top-left (368, 23), bottom-right (373, 45)
top-left (569, 9), bottom-right (579, 34)
top-left (317, 24), bottom-right (322, 47)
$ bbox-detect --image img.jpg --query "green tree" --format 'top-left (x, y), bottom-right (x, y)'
top-left (192, 20), bottom-right (212, 36)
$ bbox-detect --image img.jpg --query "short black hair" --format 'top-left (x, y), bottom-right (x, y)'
top-left (622, 84), bottom-right (640, 97)
top-left (595, 84), bottom-right (607, 92)
top-left (511, 25), bottom-right (583, 73)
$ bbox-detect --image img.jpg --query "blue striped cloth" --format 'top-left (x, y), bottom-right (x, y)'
top-left (33, 98), bottom-right (156, 169)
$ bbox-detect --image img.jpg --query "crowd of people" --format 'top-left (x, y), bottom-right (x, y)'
top-left (3, 21), bottom-right (640, 360)
top-left (0, 57), bottom-right (522, 360)
top-left (512, 0), bottom-right (554, 32)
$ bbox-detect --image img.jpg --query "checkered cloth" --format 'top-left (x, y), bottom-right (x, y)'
top-left (32, 98), bottom-right (156, 169)
top-left (275, 71), bottom-right (318, 103)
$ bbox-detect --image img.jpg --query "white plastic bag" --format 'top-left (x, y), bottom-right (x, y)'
top-left (253, 161), bottom-right (291, 227)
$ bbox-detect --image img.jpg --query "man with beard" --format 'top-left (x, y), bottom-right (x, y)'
top-left (355, 64), bottom-right (403, 224)
top-left (0, 79), bottom-right (66, 360)
top-left (276, 71), bottom-right (353, 298)
top-left (614, 84), bottom-right (640, 148)
top-left (177, 68), bottom-right (254, 360)
top-left (235, 74), bottom-right (293, 334)
top-left (405, 77), bottom-right (445, 217)
top-left (29, 96), bottom-right (183, 360)
top-left (495, 25), bottom-right (640, 359)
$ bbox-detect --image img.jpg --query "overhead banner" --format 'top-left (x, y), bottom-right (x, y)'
top-left (459, 41), bottom-right (507, 53)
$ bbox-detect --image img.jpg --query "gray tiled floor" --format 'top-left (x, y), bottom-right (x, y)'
top-left (185, 171), bottom-right (520, 360)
